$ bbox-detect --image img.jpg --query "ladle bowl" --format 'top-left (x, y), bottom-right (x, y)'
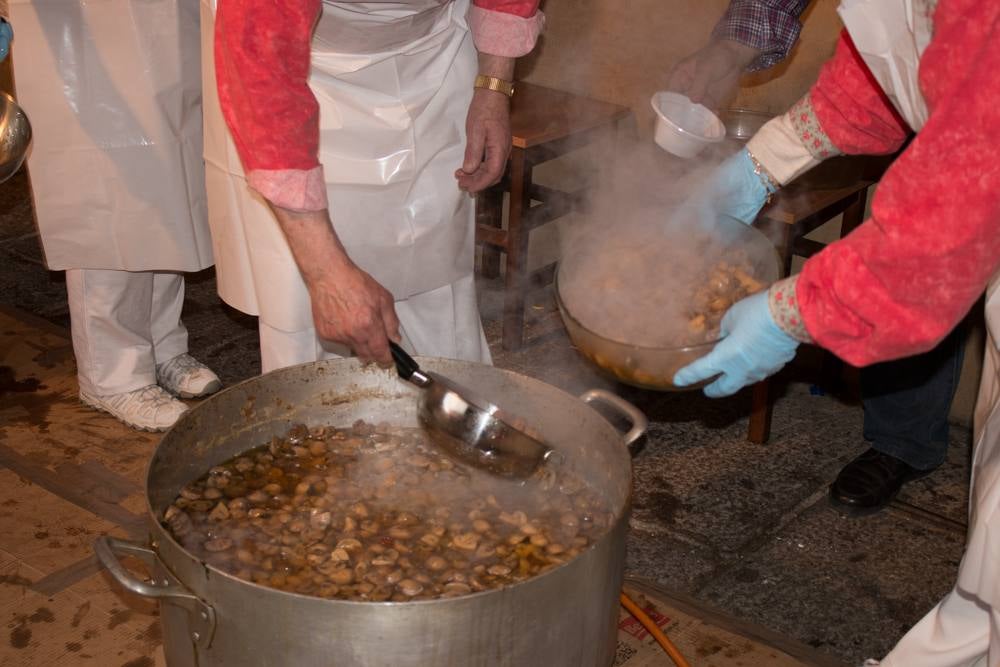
top-left (0, 92), bottom-right (31, 184)
top-left (390, 342), bottom-right (554, 478)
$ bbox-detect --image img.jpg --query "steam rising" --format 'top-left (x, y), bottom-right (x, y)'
top-left (557, 137), bottom-right (759, 348)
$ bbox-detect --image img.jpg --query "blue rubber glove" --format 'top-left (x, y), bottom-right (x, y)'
top-left (673, 290), bottom-right (799, 397)
top-left (697, 148), bottom-right (775, 225)
top-left (0, 21), bottom-right (12, 62)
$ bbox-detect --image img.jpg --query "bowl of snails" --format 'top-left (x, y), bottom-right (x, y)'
top-left (555, 210), bottom-right (781, 391)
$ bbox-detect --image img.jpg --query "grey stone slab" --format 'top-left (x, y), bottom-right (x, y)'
top-left (186, 327), bottom-right (261, 389)
top-left (179, 268), bottom-right (261, 387)
top-left (698, 500), bottom-right (965, 665)
top-left (625, 526), bottom-right (719, 593)
top-left (1, 229), bottom-right (46, 264)
top-left (894, 426), bottom-right (972, 526)
top-left (0, 242), bottom-right (69, 328)
top-left (627, 384), bottom-right (866, 555)
top-left (0, 169), bottom-right (37, 241)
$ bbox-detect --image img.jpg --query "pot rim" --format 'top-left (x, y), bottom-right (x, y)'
top-left (144, 358), bottom-right (634, 606)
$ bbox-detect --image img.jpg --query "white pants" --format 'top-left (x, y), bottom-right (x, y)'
top-left (66, 269), bottom-right (188, 395)
top-left (879, 587), bottom-right (999, 667)
top-left (258, 274), bottom-right (491, 373)
top-left (875, 279), bottom-right (1000, 667)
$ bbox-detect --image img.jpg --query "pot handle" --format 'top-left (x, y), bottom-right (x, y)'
top-left (580, 389), bottom-right (648, 454)
top-left (95, 536), bottom-right (216, 648)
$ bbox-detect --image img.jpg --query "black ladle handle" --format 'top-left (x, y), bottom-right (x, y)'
top-left (389, 341), bottom-right (421, 381)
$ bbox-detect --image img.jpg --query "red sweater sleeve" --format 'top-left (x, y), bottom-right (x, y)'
top-left (796, 0), bottom-right (1000, 365)
top-left (809, 32), bottom-right (910, 156)
top-left (472, 0), bottom-right (539, 17)
top-left (470, 0), bottom-right (544, 57)
top-left (214, 0), bottom-right (321, 173)
top-left (214, 0), bottom-right (542, 209)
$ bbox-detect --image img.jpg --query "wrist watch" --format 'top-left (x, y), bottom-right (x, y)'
top-left (474, 75), bottom-right (514, 98)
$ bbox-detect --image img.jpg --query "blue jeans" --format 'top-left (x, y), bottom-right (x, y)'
top-left (861, 324), bottom-right (967, 471)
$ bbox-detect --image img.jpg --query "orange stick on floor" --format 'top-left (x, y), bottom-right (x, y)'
top-left (620, 592), bottom-right (692, 667)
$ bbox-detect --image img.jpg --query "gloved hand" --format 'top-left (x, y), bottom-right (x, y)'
top-left (673, 290), bottom-right (799, 397)
top-left (0, 20), bottom-right (12, 62)
top-left (694, 148), bottom-right (775, 225)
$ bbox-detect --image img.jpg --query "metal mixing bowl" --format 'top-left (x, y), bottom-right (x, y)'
top-left (0, 92), bottom-right (32, 184)
top-left (555, 215), bottom-right (781, 392)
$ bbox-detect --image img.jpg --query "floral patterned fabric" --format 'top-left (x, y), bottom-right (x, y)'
top-left (767, 276), bottom-right (813, 343)
top-left (788, 94), bottom-right (840, 161)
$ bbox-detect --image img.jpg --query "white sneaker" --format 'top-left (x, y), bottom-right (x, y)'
top-left (156, 353), bottom-right (222, 399)
top-left (80, 385), bottom-right (188, 432)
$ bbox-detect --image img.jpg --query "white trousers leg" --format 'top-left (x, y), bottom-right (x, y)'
top-left (66, 269), bottom-right (187, 395)
top-left (878, 586), bottom-right (996, 667)
top-left (150, 272), bottom-right (189, 365)
top-left (258, 274), bottom-right (490, 374)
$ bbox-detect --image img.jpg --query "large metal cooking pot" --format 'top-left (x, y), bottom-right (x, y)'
top-left (95, 357), bottom-right (646, 666)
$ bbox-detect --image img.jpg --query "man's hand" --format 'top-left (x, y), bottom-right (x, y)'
top-left (270, 205), bottom-right (401, 366)
top-left (456, 87), bottom-right (512, 193)
top-left (456, 53), bottom-right (514, 193)
top-left (667, 39), bottom-right (761, 110)
top-left (307, 262), bottom-right (400, 365)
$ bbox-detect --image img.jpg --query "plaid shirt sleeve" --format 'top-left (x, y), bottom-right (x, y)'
top-left (711, 0), bottom-right (811, 71)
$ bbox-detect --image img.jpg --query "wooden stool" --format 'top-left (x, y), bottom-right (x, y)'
top-left (746, 154), bottom-right (894, 443)
top-left (475, 82), bottom-right (632, 351)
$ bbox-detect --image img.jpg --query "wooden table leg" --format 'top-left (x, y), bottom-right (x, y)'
top-left (839, 188), bottom-right (867, 236)
top-left (744, 216), bottom-right (789, 444)
top-left (476, 186), bottom-right (504, 279)
top-left (777, 222), bottom-right (797, 277)
top-left (502, 148), bottom-right (532, 352)
top-left (748, 380), bottom-right (773, 444)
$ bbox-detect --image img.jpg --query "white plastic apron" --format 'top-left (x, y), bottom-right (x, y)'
top-left (10, 0), bottom-right (211, 272)
top-left (837, 0), bottom-right (933, 131)
top-left (838, 2), bottom-right (1000, 663)
top-left (201, 0), bottom-right (476, 333)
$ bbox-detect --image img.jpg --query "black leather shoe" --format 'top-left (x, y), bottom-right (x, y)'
top-left (829, 448), bottom-right (926, 511)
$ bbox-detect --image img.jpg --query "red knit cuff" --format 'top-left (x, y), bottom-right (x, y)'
top-left (768, 276), bottom-right (814, 343)
top-left (470, 6), bottom-right (545, 57)
top-left (247, 167), bottom-right (328, 212)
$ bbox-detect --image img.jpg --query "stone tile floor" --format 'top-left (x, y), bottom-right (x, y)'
top-left (0, 168), bottom-right (970, 666)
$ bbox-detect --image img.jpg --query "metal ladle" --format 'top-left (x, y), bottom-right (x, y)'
top-left (0, 92), bottom-right (32, 185)
top-left (390, 342), bottom-right (554, 479)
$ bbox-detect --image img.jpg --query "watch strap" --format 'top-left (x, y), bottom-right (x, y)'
top-left (474, 75), bottom-right (515, 98)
